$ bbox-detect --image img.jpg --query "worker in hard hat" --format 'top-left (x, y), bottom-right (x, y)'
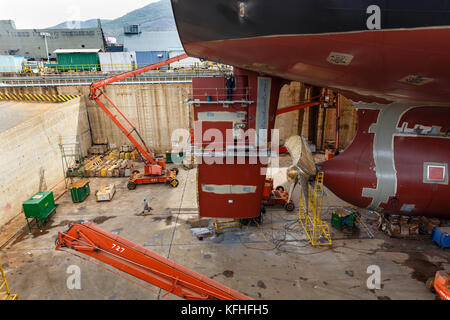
top-left (137, 197), bottom-right (153, 216)
top-left (225, 73), bottom-right (235, 101)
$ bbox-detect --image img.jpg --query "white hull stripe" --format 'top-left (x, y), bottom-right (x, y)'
top-left (201, 184), bottom-right (257, 194)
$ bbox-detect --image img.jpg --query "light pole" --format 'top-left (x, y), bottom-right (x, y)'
top-left (40, 32), bottom-right (51, 63)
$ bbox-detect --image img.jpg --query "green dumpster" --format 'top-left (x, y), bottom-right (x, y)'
top-left (331, 211), bottom-right (343, 229)
top-left (331, 211), bottom-right (356, 230)
top-left (23, 191), bottom-right (57, 230)
top-left (69, 179), bottom-right (90, 203)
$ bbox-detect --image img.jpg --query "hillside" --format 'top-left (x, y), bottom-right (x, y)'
top-left (49, 19), bottom-right (112, 29)
top-left (48, 0), bottom-right (176, 37)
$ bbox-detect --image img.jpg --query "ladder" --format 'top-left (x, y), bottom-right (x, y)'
top-left (0, 265), bottom-right (18, 300)
top-left (59, 140), bottom-right (84, 188)
top-left (298, 172), bottom-right (332, 246)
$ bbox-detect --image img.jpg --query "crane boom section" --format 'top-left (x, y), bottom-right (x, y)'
top-left (90, 54), bottom-right (189, 91)
top-left (89, 54), bottom-right (188, 164)
top-left (56, 222), bottom-right (253, 300)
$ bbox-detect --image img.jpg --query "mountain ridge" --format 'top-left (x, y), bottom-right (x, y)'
top-left (48, 0), bottom-right (176, 37)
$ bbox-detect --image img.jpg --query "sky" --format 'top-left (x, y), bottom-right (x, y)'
top-left (0, 0), bottom-right (160, 29)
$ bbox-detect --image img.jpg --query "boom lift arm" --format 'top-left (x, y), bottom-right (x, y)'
top-left (89, 54), bottom-right (188, 166)
top-left (56, 221), bottom-right (253, 300)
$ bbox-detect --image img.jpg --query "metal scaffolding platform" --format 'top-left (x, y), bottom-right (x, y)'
top-left (0, 265), bottom-right (18, 300)
top-left (298, 172), bottom-right (332, 246)
top-left (59, 139), bottom-right (84, 188)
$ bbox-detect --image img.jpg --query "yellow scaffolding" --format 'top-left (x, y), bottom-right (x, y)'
top-left (298, 172), bottom-right (332, 246)
top-left (0, 265), bottom-right (18, 300)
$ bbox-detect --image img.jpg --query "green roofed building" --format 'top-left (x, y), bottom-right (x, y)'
top-left (54, 49), bottom-right (102, 72)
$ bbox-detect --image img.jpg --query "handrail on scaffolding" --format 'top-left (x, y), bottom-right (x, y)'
top-left (298, 172), bottom-right (332, 246)
top-left (0, 265), bottom-right (18, 300)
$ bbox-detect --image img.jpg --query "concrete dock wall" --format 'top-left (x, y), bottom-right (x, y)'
top-left (0, 98), bottom-right (90, 227)
top-left (1, 84), bottom-right (194, 154)
top-left (0, 80), bottom-right (357, 153)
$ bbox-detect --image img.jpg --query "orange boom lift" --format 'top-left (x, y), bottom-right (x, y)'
top-left (56, 221), bottom-right (252, 300)
top-left (89, 55), bottom-right (189, 190)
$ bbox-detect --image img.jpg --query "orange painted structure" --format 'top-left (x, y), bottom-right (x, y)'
top-left (432, 270), bottom-right (450, 300)
top-left (56, 221), bottom-right (253, 300)
top-left (89, 55), bottom-right (188, 189)
top-left (262, 178), bottom-right (294, 211)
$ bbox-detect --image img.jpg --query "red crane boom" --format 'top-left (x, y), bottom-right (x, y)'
top-left (89, 54), bottom-right (188, 165)
top-left (56, 221), bottom-right (253, 300)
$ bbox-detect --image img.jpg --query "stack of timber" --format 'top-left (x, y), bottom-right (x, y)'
top-left (67, 149), bottom-right (134, 178)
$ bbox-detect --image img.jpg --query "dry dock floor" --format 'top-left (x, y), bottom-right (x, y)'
top-left (1, 159), bottom-right (449, 300)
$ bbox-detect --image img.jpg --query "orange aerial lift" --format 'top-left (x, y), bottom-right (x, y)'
top-left (428, 270), bottom-right (450, 300)
top-left (89, 55), bottom-right (189, 190)
top-left (56, 221), bottom-right (253, 300)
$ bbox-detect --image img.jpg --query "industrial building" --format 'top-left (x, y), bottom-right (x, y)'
top-left (0, 0), bottom-right (449, 303)
top-left (0, 20), bottom-right (106, 60)
top-left (123, 28), bottom-right (202, 69)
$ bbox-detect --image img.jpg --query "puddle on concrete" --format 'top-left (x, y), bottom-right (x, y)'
top-left (223, 270), bottom-right (234, 278)
top-left (257, 280), bottom-right (267, 289)
top-left (8, 216), bottom-right (116, 248)
top-left (403, 252), bottom-right (441, 283)
top-left (151, 215), bottom-right (174, 226)
top-left (9, 217), bottom-right (71, 247)
top-left (92, 216), bottom-right (116, 225)
top-left (111, 228), bottom-right (123, 235)
top-left (187, 218), bottom-right (210, 228)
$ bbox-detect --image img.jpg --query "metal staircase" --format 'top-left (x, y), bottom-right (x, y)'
top-left (298, 171), bottom-right (332, 246)
top-left (0, 265), bottom-right (18, 300)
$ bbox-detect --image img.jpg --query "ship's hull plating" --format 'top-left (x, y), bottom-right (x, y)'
top-left (171, 0), bottom-right (450, 218)
top-left (171, 0), bottom-right (450, 104)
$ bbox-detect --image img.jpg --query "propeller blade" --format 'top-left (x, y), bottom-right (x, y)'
top-left (284, 135), bottom-right (317, 212)
top-left (285, 135), bottom-right (316, 177)
top-left (287, 180), bottom-right (297, 204)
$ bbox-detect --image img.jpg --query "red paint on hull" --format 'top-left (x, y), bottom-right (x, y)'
top-left (321, 109), bottom-right (379, 209)
top-left (184, 29), bottom-right (450, 104)
top-left (192, 70), bottom-right (284, 219)
top-left (322, 107), bottom-right (450, 217)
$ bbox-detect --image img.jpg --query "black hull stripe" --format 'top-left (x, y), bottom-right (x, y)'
top-left (171, 0), bottom-right (450, 43)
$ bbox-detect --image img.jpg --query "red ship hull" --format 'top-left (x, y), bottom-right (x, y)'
top-left (183, 28), bottom-right (450, 105)
top-left (321, 106), bottom-right (450, 217)
top-left (171, 0), bottom-right (450, 218)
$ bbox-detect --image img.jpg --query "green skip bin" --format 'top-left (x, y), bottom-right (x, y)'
top-left (69, 179), bottom-right (91, 203)
top-left (23, 191), bottom-right (58, 231)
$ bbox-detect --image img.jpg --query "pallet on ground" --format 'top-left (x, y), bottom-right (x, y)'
top-left (95, 184), bottom-right (116, 202)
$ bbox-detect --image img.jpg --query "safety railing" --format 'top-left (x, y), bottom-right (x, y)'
top-left (186, 86), bottom-right (253, 103)
top-left (0, 66), bottom-right (24, 73)
top-left (0, 62), bottom-right (232, 74)
top-left (0, 73), bottom-right (225, 87)
top-left (0, 265), bottom-right (18, 300)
